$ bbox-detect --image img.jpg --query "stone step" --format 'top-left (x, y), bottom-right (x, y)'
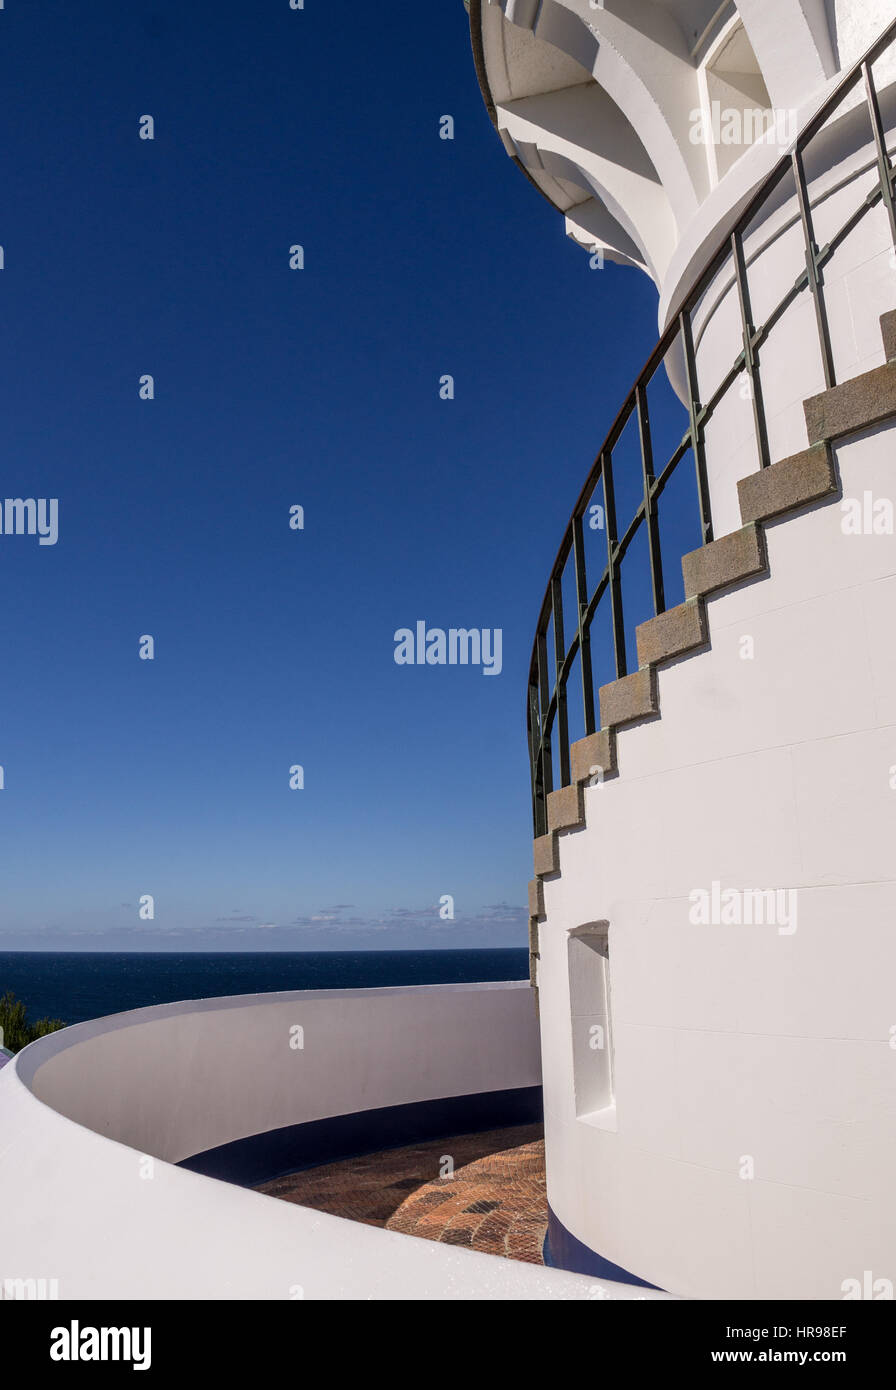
top-left (598, 667), bottom-right (658, 730)
top-left (570, 729), bottom-right (617, 785)
top-left (737, 442), bottom-right (836, 525)
top-left (636, 598), bottom-right (707, 668)
top-left (804, 359), bottom-right (896, 444)
top-left (682, 523), bottom-right (767, 600)
top-left (546, 782), bottom-right (585, 834)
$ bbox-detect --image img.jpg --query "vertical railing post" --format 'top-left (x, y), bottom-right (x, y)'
top-left (636, 382), bottom-right (665, 615)
top-left (535, 626), bottom-right (553, 827)
top-left (527, 679), bottom-right (545, 838)
top-left (863, 59), bottom-right (896, 257)
top-left (731, 228), bottom-right (771, 470)
top-left (792, 146), bottom-right (836, 391)
top-left (601, 450), bottom-right (627, 681)
top-left (550, 574), bottom-right (571, 787)
top-left (572, 513), bottom-right (596, 736)
top-left (679, 311), bottom-right (714, 545)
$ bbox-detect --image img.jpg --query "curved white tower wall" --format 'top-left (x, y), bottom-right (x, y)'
top-left (472, 1), bottom-right (896, 1297)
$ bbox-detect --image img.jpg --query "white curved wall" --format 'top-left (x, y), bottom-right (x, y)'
top-left (20, 981), bottom-right (540, 1163)
top-left (476, 0), bottom-right (896, 1305)
top-left (0, 982), bottom-right (670, 1299)
top-left (536, 420), bottom-right (896, 1298)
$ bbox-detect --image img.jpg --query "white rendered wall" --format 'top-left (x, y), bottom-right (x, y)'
top-left (0, 982), bottom-right (673, 1299)
top-left (20, 981), bottom-right (540, 1162)
top-left (537, 423), bottom-right (896, 1299)
top-left (475, 0), bottom-right (896, 1304)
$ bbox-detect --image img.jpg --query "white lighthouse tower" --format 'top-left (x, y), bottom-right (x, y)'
top-left (471, 0), bottom-right (896, 1297)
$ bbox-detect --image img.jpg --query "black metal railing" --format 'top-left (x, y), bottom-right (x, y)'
top-left (528, 16), bottom-right (896, 838)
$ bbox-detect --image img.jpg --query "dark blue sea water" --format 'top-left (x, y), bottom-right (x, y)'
top-left (0, 950), bottom-right (529, 1028)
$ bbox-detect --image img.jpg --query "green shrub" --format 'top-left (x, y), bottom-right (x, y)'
top-left (0, 990), bottom-right (65, 1054)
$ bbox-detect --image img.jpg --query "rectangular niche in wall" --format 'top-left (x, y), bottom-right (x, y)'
top-left (568, 922), bottom-right (614, 1120)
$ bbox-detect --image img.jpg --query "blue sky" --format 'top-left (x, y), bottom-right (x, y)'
top-left (0, 0), bottom-right (664, 950)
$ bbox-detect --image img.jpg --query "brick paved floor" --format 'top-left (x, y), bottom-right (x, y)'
top-left (256, 1123), bottom-right (547, 1265)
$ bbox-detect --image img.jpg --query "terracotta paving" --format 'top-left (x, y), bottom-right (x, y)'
top-left (256, 1123), bottom-right (547, 1264)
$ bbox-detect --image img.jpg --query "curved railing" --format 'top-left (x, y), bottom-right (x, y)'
top-left (527, 15), bottom-right (896, 837)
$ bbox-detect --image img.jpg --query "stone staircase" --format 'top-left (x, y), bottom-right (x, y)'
top-left (527, 310), bottom-right (896, 985)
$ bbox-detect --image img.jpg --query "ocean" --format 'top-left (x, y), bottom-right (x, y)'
top-left (0, 949), bottom-right (530, 1029)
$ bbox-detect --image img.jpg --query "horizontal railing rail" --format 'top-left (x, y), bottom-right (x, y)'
top-left (528, 15), bottom-right (896, 838)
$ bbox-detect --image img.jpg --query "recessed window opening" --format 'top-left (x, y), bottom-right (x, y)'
top-left (697, 17), bottom-right (776, 186)
top-left (568, 921), bottom-right (614, 1117)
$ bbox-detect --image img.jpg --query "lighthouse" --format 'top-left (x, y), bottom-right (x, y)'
top-left (470, 0), bottom-right (896, 1298)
